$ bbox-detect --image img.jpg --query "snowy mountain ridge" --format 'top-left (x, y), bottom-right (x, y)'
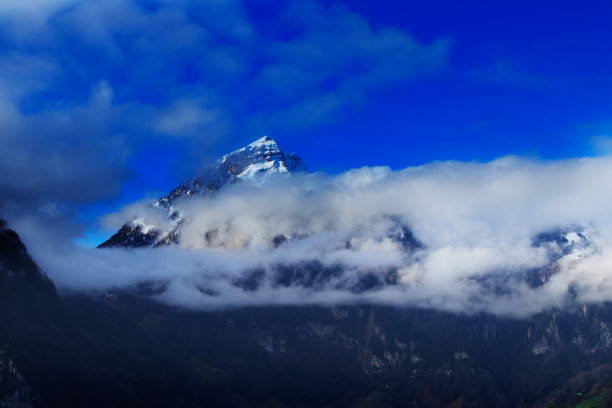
top-left (155, 136), bottom-right (306, 211)
top-left (99, 137), bottom-right (595, 295)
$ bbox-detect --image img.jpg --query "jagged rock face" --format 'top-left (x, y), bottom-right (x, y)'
top-left (0, 350), bottom-right (35, 408)
top-left (98, 224), bottom-right (161, 249)
top-left (0, 222), bottom-right (55, 292)
top-left (533, 229), bottom-right (589, 258)
top-left (0, 223), bottom-right (58, 407)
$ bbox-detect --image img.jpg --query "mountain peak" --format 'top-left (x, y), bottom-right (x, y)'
top-left (100, 136), bottom-right (307, 248)
top-left (166, 135), bottom-right (306, 202)
top-left (218, 136), bottom-right (305, 181)
top-left (247, 135), bottom-right (275, 148)
top-left (224, 136), bottom-right (278, 158)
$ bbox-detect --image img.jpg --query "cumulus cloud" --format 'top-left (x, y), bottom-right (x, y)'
top-left (0, 81), bottom-right (131, 206)
top-left (590, 135), bottom-right (612, 156)
top-left (0, 0), bottom-right (449, 215)
top-left (12, 155), bottom-right (612, 318)
top-left (249, 1), bottom-right (450, 130)
top-left (0, 0), bottom-right (76, 23)
top-left (155, 99), bottom-right (228, 138)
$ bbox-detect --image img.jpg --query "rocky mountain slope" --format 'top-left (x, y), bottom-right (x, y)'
top-left (3, 220), bottom-right (612, 407)
top-left (99, 136), bottom-right (307, 248)
top-left (0, 350), bottom-right (34, 408)
top-left (0, 221), bottom-right (52, 407)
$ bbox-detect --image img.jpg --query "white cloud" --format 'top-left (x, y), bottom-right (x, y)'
top-left (591, 135), bottom-right (612, 156)
top-left (11, 155), bottom-right (612, 318)
top-left (155, 99), bottom-right (225, 138)
top-left (0, 0), bottom-right (77, 18)
top-left (249, 1), bottom-right (450, 131)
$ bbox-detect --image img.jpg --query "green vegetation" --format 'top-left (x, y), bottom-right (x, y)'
top-left (575, 392), bottom-right (609, 408)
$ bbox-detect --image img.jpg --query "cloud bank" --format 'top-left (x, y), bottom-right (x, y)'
top-left (13, 155), bottom-right (612, 318)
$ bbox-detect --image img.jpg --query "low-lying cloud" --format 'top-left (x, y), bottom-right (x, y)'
top-left (11, 155), bottom-right (612, 318)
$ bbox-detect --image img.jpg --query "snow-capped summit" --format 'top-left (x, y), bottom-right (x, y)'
top-left (560, 231), bottom-right (587, 248)
top-left (155, 136), bottom-right (306, 210)
top-left (99, 136), bottom-right (307, 248)
top-left (532, 228), bottom-right (592, 285)
top-left (222, 135), bottom-right (306, 179)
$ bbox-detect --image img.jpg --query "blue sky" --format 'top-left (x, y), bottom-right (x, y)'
top-left (1, 0), bottom-right (612, 244)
